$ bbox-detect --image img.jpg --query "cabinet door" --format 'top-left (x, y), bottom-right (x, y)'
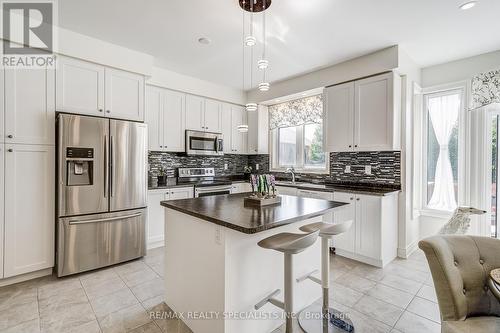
top-left (163, 90), bottom-right (186, 152)
top-left (297, 189), bottom-right (334, 223)
top-left (0, 145), bottom-right (4, 278)
top-left (0, 69), bottom-right (4, 144)
top-left (4, 145), bottom-right (54, 277)
top-left (354, 73), bottom-right (394, 151)
top-left (204, 99), bottom-right (222, 133)
top-left (324, 83), bottom-right (354, 152)
top-left (105, 68), bottom-right (145, 121)
top-left (169, 187), bottom-right (194, 200)
top-left (231, 105), bottom-right (247, 154)
top-left (147, 190), bottom-right (168, 246)
top-left (221, 103), bottom-right (232, 153)
top-left (5, 68), bottom-right (55, 145)
top-left (355, 194), bottom-right (381, 259)
top-left (185, 95), bottom-right (205, 131)
top-left (276, 186), bottom-right (297, 196)
top-left (145, 86), bottom-right (163, 151)
top-left (332, 192), bottom-right (356, 253)
top-left (56, 56), bottom-right (104, 116)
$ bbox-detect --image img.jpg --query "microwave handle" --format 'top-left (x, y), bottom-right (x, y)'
top-left (217, 138), bottom-right (223, 153)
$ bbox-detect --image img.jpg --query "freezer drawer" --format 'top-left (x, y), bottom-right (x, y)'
top-left (57, 209), bottom-right (146, 277)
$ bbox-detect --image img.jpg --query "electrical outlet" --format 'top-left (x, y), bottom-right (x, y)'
top-left (365, 165), bottom-right (372, 175)
top-left (224, 163), bottom-right (228, 170)
top-left (255, 163), bottom-right (259, 170)
top-left (345, 165), bottom-right (351, 173)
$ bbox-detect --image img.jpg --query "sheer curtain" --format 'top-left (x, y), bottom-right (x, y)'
top-left (428, 94), bottom-right (460, 211)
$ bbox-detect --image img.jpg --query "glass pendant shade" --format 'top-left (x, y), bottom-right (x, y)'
top-left (258, 82), bottom-right (270, 91)
top-left (257, 59), bottom-right (269, 69)
top-left (237, 124), bottom-right (249, 132)
top-left (245, 102), bottom-right (258, 111)
top-left (244, 36), bottom-right (256, 46)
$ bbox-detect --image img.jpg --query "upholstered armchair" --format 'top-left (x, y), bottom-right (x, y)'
top-left (419, 235), bottom-right (500, 333)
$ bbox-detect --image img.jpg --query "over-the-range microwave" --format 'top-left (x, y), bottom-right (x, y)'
top-left (185, 130), bottom-right (224, 156)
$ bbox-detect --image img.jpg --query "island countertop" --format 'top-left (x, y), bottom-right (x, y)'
top-left (160, 193), bottom-right (347, 234)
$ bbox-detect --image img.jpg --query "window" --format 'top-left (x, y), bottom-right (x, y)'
top-left (269, 94), bottom-right (328, 173)
top-left (272, 123), bottom-right (328, 172)
top-left (422, 88), bottom-right (464, 212)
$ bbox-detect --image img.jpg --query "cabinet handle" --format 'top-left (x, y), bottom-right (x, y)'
top-left (350, 197), bottom-right (354, 200)
top-left (106, 110), bottom-right (111, 113)
top-left (348, 145), bottom-right (352, 148)
top-left (98, 108), bottom-right (103, 112)
top-left (354, 145), bottom-right (358, 148)
top-left (7, 149), bottom-right (13, 152)
top-left (7, 135), bottom-right (13, 139)
top-left (356, 198), bottom-right (360, 201)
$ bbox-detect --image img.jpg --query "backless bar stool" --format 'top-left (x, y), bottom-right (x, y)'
top-left (254, 230), bottom-right (320, 333)
top-left (297, 220), bottom-right (354, 332)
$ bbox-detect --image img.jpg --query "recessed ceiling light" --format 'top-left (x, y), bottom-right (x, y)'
top-left (198, 37), bottom-right (211, 45)
top-left (459, 1), bottom-right (477, 10)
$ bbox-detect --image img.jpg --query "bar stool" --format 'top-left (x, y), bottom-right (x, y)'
top-left (296, 220), bottom-right (354, 332)
top-left (254, 230), bottom-right (320, 333)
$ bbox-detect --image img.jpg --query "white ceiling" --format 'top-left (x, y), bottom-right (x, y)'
top-left (58, 0), bottom-right (500, 90)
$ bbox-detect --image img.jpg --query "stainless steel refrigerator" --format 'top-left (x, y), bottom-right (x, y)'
top-left (56, 114), bottom-right (147, 277)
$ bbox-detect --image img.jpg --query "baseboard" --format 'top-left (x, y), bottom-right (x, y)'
top-left (397, 240), bottom-right (419, 259)
top-left (335, 250), bottom-right (386, 268)
top-left (0, 268), bottom-right (53, 287)
top-left (147, 236), bottom-right (165, 250)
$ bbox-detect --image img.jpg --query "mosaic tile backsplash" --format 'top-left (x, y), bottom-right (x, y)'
top-left (149, 151), bottom-right (400, 186)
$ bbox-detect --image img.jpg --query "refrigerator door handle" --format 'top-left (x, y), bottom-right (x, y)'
top-left (110, 135), bottom-right (115, 197)
top-left (68, 213), bottom-right (142, 225)
top-left (104, 135), bottom-right (108, 198)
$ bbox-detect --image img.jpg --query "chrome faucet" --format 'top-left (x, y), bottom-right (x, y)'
top-left (286, 167), bottom-right (296, 183)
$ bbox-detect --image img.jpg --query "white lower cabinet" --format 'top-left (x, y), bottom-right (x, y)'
top-left (3, 145), bottom-right (55, 278)
top-left (296, 189), bottom-right (334, 223)
top-left (231, 182), bottom-right (252, 194)
top-left (147, 187), bottom-right (194, 248)
top-left (275, 186), bottom-right (297, 196)
top-left (332, 192), bottom-right (398, 267)
top-left (0, 145), bottom-right (4, 278)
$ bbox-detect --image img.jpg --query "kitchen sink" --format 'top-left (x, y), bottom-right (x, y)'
top-left (275, 181), bottom-right (326, 189)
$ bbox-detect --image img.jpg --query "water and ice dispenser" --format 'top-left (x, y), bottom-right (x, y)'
top-left (66, 147), bottom-right (94, 186)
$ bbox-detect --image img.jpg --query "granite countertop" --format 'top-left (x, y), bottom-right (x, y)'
top-left (275, 181), bottom-right (400, 196)
top-left (161, 193), bottom-right (347, 234)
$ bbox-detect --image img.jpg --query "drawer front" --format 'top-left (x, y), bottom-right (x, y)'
top-left (57, 209), bottom-right (146, 276)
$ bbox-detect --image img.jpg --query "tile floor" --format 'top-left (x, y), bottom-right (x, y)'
top-left (0, 247), bottom-right (440, 333)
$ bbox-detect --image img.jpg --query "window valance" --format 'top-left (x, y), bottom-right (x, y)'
top-left (471, 68), bottom-right (500, 110)
top-left (269, 94), bottom-right (323, 130)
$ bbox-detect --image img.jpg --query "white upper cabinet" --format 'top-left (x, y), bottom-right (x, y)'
top-left (204, 99), bottom-right (222, 133)
top-left (4, 144), bottom-right (54, 277)
top-left (56, 56), bottom-right (145, 121)
top-left (104, 68), bottom-right (145, 121)
top-left (354, 72), bottom-right (399, 151)
top-left (221, 103), bottom-right (233, 153)
top-left (4, 68), bottom-right (55, 145)
top-left (56, 56), bottom-right (105, 116)
top-left (247, 105), bottom-right (269, 154)
top-left (145, 86), bottom-right (163, 151)
top-left (324, 82), bottom-right (354, 152)
top-left (163, 89), bottom-right (185, 152)
top-left (324, 72), bottom-right (400, 152)
top-left (185, 95), bottom-right (205, 131)
top-left (231, 105), bottom-right (247, 154)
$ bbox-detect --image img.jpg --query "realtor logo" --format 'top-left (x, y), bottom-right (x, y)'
top-left (1, 1), bottom-right (55, 67)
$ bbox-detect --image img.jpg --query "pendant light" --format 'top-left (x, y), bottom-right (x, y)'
top-left (258, 10), bottom-right (270, 92)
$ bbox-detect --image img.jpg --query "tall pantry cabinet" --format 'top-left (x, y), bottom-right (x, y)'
top-left (1, 67), bottom-right (55, 280)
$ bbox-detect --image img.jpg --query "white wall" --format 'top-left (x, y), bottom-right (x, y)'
top-left (421, 49), bottom-right (500, 87)
top-left (247, 46), bottom-right (400, 103)
top-left (147, 66), bottom-right (246, 105)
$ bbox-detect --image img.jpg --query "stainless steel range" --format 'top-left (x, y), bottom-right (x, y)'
top-left (56, 114), bottom-right (148, 277)
top-left (177, 167), bottom-right (232, 197)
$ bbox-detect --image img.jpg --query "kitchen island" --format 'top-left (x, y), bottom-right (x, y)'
top-left (161, 193), bottom-right (347, 333)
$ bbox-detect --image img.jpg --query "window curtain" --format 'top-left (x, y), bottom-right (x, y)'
top-left (269, 94), bottom-right (323, 130)
top-left (428, 95), bottom-right (460, 211)
top-left (471, 68), bottom-right (500, 110)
